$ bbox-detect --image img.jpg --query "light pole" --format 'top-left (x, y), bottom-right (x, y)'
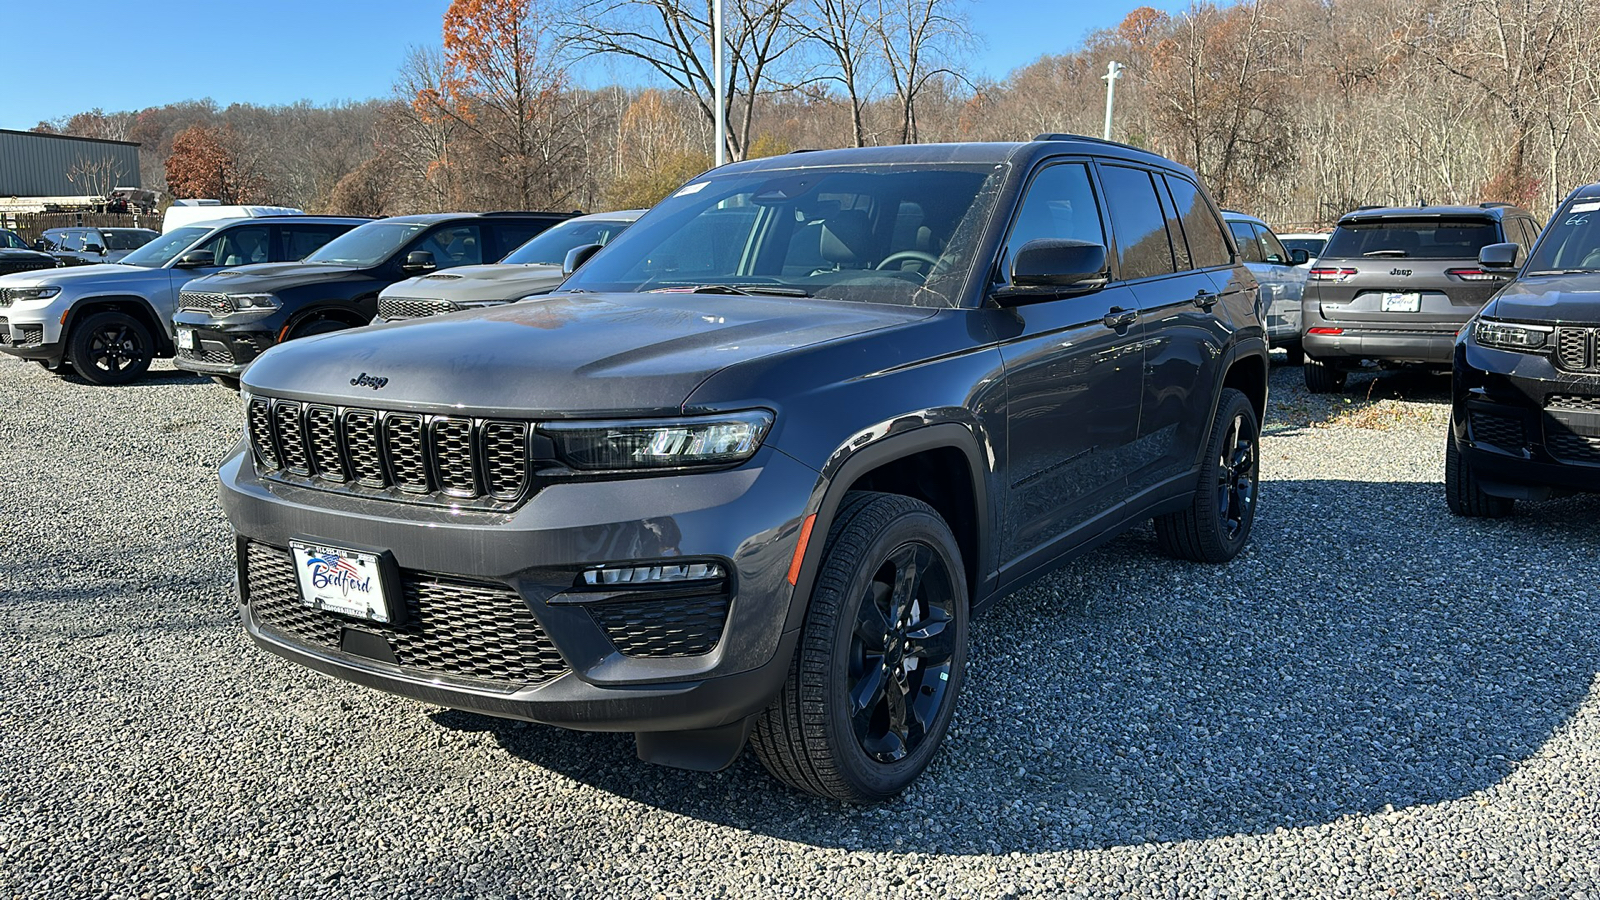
top-left (1102, 60), bottom-right (1125, 142)
top-left (713, 0), bottom-right (726, 166)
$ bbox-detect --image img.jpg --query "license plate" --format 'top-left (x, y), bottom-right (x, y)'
top-left (177, 328), bottom-right (195, 350)
top-left (1381, 292), bottom-right (1421, 312)
top-left (289, 541), bottom-right (393, 623)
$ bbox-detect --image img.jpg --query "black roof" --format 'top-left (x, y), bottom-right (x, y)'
top-left (1338, 203), bottom-right (1530, 224)
top-left (713, 136), bottom-right (1200, 182)
top-left (378, 211), bottom-right (575, 225)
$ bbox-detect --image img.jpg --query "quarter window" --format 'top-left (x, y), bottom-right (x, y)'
top-left (1100, 165), bottom-right (1177, 280)
top-left (1163, 176), bottom-right (1232, 268)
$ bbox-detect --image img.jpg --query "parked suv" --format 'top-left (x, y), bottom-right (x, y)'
top-left (0, 216), bottom-right (365, 383)
top-left (0, 229), bottom-right (61, 278)
top-left (173, 212), bottom-right (572, 386)
top-left (39, 227), bottom-right (159, 265)
top-left (219, 137), bottom-right (1267, 801)
top-left (1448, 186), bottom-right (1600, 516)
top-left (1301, 203), bottom-right (1542, 392)
top-left (376, 209), bottom-right (644, 322)
top-left (1223, 211), bottom-right (1310, 363)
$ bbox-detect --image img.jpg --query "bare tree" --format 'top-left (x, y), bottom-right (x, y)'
top-left (873, 0), bottom-right (971, 143)
top-left (64, 154), bottom-right (128, 201)
top-left (795, 0), bottom-right (880, 146)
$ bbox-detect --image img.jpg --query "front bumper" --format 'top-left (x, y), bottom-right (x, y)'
top-left (0, 299), bottom-right (67, 361)
top-left (221, 443), bottom-right (818, 735)
top-left (1452, 339), bottom-right (1600, 498)
top-left (171, 314), bottom-right (275, 376)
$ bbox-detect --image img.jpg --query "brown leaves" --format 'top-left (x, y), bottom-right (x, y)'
top-left (163, 126), bottom-right (267, 205)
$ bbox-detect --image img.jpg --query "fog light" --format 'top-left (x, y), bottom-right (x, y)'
top-left (581, 562), bottom-right (726, 587)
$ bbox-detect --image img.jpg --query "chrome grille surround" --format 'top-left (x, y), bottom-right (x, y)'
top-left (245, 396), bottom-right (534, 508)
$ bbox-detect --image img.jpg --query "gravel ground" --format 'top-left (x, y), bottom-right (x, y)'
top-left (2, 355), bottom-right (1599, 899)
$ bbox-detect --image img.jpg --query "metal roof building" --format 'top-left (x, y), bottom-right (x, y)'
top-left (0, 129), bottom-right (142, 196)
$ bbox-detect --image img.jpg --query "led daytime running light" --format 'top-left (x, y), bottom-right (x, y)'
top-left (1473, 317), bottom-right (1551, 351)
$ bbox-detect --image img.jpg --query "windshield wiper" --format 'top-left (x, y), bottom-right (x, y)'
top-left (1362, 249), bottom-right (1409, 257)
top-left (689, 284), bottom-right (811, 297)
top-left (1526, 268), bottom-right (1597, 276)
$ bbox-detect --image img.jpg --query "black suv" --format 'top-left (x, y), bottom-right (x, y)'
top-left (1301, 203), bottom-right (1542, 392)
top-left (171, 212), bottom-right (572, 386)
top-left (0, 229), bottom-right (60, 277)
top-left (219, 137), bottom-right (1267, 801)
top-left (1448, 185), bottom-right (1600, 515)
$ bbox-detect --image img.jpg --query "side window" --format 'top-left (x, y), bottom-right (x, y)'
top-left (279, 225), bottom-right (344, 261)
top-left (40, 231), bottom-right (61, 251)
top-left (493, 222), bottom-right (553, 260)
top-left (201, 225), bottom-right (271, 266)
top-left (1156, 180), bottom-right (1193, 271)
top-left (1257, 226), bottom-right (1290, 265)
top-left (1100, 165), bottom-right (1177, 280)
top-left (1000, 161), bottom-right (1106, 281)
top-left (415, 224), bottom-right (484, 269)
top-left (60, 231), bottom-right (85, 252)
top-left (1163, 175), bottom-right (1232, 268)
top-left (1518, 218), bottom-right (1540, 251)
top-left (1228, 221), bottom-right (1265, 263)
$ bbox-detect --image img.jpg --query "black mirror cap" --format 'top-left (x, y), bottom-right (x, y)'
top-left (1289, 247), bottom-right (1310, 265)
top-left (995, 239), bottom-right (1109, 306)
top-left (1479, 242), bottom-right (1521, 270)
top-left (402, 250), bottom-right (436, 273)
top-left (173, 249), bottom-right (215, 269)
top-left (563, 242), bottom-right (604, 276)
top-left (85, 244), bottom-right (105, 255)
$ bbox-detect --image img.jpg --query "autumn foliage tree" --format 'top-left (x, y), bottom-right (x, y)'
top-left (164, 125), bottom-right (264, 203)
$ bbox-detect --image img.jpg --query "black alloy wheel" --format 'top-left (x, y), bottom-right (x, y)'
top-left (1214, 408), bottom-right (1257, 542)
top-left (1154, 387), bottom-right (1261, 563)
top-left (67, 310), bottom-right (152, 385)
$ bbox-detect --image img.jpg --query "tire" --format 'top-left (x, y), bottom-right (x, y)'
top-left (289, 318), bottom-right (351, 341)
top-left (210, 375), bottom-right (241, 391)
top-left (1304, 356), bottom-right (1345, 393)
top-left (66, 310), bottom-right (152, 385)
top-left (1445, 431), bottom-right (1513, 517)
top-left (1154, 388), bottom-right (1261, 563)
top-left (1284, 344), bottom-right (1305, 366)
top-left (750, 491), bottom-right (968, 803)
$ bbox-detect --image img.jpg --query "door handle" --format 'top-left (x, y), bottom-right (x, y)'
top-left (1193, 290), bottom-right (1219, 309)
top-left (1103, 307), bottom-right (1138, 329)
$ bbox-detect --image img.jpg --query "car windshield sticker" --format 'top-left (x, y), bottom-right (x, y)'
top-left (1570, 201), bottom-right (1600, 213)
top-left (673, 182), bottom-right (709, 197)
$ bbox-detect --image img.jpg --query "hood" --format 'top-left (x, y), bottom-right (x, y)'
top-left (243, 291), bottom-right (931, 415)
top-left (0, 262), bottom-right (151, 287)
top-left (1485, 273), bottom-right (1600, 323)
top-left (188, 262), bottom-right (375, 293)
top-left (0, 248), bottom-right (54, 262)
top-left (382, 264), bottom-right (567, 304)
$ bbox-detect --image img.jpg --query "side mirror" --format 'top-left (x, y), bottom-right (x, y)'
top-left (84, 242), bottom-right (105, 256)
top-left (33, 239), bottom-right (47, 251)
top-left (994, 239), bottom-right (1109, 307)
top-left (402, 250), bottom-right (436, 273)
top-left (1478, 242), bottom-right (1521, 270)
top-left (1289, 248), bottom-right (1310, 265)
top-left (173, 249), bottom-right (215, 268)
top-left (563, 243), bottom-right (604, 276)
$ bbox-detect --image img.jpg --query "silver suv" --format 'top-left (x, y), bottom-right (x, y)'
top-left (0, 216), bottom-right (364, 384)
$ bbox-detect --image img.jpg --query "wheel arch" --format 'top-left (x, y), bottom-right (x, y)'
top-left (65, 295), bottom-right (173, 356)
top-left (280, 302), bottom-right (369, 340)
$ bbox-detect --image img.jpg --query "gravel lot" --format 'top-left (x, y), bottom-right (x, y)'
top-left (3, 355), bottom-right (1599, 899)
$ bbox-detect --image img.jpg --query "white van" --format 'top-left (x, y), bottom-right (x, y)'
top-left (161, 204), bottom-right (303, 233)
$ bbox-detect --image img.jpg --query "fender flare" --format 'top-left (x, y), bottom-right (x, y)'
top-left (63, 295), bottom-right (173, 356)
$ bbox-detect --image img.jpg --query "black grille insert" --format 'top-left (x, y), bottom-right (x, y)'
top-left (245, 542), bottom-right (569, 687)
top-left (274, 401), bottom-right (310, 475)
top-left (1547, 431), bottom-right (1600, 465)
top-left (1469, 411), bottom-right (1525, 451)
top-left (1556, 327), bottom-right (1595, 372)
top-left (588, 593), bottom-right (731, 658)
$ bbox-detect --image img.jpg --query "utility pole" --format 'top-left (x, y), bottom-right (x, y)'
top-left (1102, 61), bottom-right (1125, 141)
top-left (713, 0), bottom-right (726, 166)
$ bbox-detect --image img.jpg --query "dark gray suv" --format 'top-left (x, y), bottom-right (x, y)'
top-left (219, 136), bottom-right (1268, 801)
top-left (1301, 203), bottom-right (1542, 392)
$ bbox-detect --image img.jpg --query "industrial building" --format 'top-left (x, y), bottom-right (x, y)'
top-left (0, 129), bottom-right (144, 213)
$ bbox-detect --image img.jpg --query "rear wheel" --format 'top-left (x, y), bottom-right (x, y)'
top-left (1445, 431), bottom-right (1513, 517)
top-left (751, 492), bottom-right (968, 803)
top-left (1154, 388), bottom-right (1260, 563)
top-left (1304, 356), bottom-right (1345, 393)
top-left (67, 311), bottom-right (152, 385)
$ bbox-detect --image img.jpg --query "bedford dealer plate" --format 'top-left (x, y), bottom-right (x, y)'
top-left (1381, 292), bottom-right (1421, 312)
top-left (176, 328), bottom-right (195, 350)
top-left (289, 541), bottom-right (393, 623)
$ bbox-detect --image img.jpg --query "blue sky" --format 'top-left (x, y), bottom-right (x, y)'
top-left (0, 0), bottom-right (1193, 131)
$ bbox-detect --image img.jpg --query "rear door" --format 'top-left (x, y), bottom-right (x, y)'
top-left (273, 222), bottom-right (357, 262)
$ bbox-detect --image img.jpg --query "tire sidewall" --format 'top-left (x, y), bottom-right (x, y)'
top-left (69, 310), bottom-right (151, 385)
top-left (1204, 389), bottom-right (1261, 556)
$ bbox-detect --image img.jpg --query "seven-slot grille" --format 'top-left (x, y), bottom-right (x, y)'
top-left (247, 396), bottom-right (532, 506)
top-left (1555, 327), bottom-right (1596, 372)
top-left (377, 296), bottom-right (460, 321)
top-left (179, 291), bottom-right (233, 317)
top-left (244, 542), bottom-right (569, 688)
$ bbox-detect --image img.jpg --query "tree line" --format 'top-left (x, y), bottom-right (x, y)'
top-left (34, 0), bottom-right (1600, 227)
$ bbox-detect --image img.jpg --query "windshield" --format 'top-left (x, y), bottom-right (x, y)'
top-left (305, 221), bottom-right (429, 266)
top-left (119, 226), bottom-right (211, 267)
top-left (1525, 201), bottom-right (1600, 273)
top-left (103, 230), bottom-right (156, 251)
top-left (559, 163), bottom-right (1005, 307)
top-left (0, 230), bottom-right (28, 250)
top-left (1324, 218), bottom-right (1500, 259)
top-left (1280, 236), bottom-right (1326, 257)
top-left (503, 217), bottom-right (636, 265)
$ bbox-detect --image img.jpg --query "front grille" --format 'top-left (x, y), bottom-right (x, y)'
top-left (247, 396), bottom-right (533, 507)
top-left (588, 593), bottom-right (731, 658)
top-left (179, 291), bottom-right (233, 317)
top-left (378, 297), bottom-right (459, 321)
top-left (0, 316), bottom-right (8, 345)
top-left (1546, 431), bottom-right (1600, 465)
top-left (244, 542), bottom-right (569, 688)
top-left (1547, 394), bottom-right (1600, 413)
top-left (1469, 411), bottom-right (1525, 451)
top-left (177, 341), bottom-right (234, 365)
top-left (1556, 327), bottom-right (1595, 372)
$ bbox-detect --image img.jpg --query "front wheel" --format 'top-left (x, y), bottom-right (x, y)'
top-left (750, 492), bottom-right (968, 803)
top-left (1444, 431), bottom-right (1513, 517)
top-left (67, 310), bottom-right (152, 385)
top-left (1154, 388), bottom-right (1261, 563)
top-left (289, 318), bottom-right (352, 341)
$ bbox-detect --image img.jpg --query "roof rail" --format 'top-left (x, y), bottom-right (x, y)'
top-left (1033, 132), bottom-right (1146, 153)
top-left (1478, 201), bottom-right (1516, 209)
top-left (481, 210), bottom-right (582, 217)
top-left (785, 148), bottom-right (825, 154)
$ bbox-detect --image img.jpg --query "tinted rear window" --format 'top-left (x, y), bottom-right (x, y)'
top-left (1324, 218), bottom-right (1500, 259)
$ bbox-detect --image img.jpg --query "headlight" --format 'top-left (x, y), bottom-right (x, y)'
top-left (541, 411), bottom-right (773, 470)
top-left (228, 293), bottom-right (279, 311)
top-left (6, 286), bottom-right (61, 302)
top-left (1473, 317), bottom-right (1552, 351)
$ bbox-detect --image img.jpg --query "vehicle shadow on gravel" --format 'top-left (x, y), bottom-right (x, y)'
top-left (1265, 366), bottom-right (1452, 436)
top-left (54, 369), bottom-right (213, 388)
top-left (437, 479), bottom-right (1600, 855)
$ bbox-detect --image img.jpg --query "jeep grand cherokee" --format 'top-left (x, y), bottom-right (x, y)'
top-left (220, 137), bottom-right (1268, 801)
